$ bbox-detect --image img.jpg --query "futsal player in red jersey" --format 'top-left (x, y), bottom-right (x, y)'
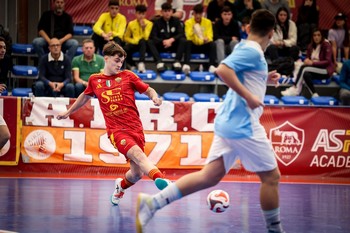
top-left (57, 41), bottom-right (171, 205)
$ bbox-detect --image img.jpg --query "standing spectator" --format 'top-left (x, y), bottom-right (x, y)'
top-left (296, 0), bottom-right (319, 52)
top-left (92, 0), bottom-right (127, 54)
top-left (72, 39), bottom-right (104, 97)
top-left (206, 0), bottom-right (237, 23)
top-left (281, 28), bottom-right (334, 97)
top-left (214, 6), bottom-right (240, 64)
top-left (32, 0), bottom-right (78, 61)
top-left (234, 0), bottom-right (262, 21)
top-left (33, 38), bottom-right (75, 98)
top-left (154, 0), bottom-right (184, 20)
top-left (339, 59), bottom-right (350, 105)
top-left (265, 7), bottom-right (299, 62)
top-left (328, 13), bottom-right (349, 69)
top-left (183, 4), bottom-right (216, 74)
top-left (148, 2), bottom-right (186, 73)
top-left (0, 37), bottom-right (12, 88)
top-left (124, 4), bottom-right (153, 73)
top-left (261, 0), bottom-right (290, 16)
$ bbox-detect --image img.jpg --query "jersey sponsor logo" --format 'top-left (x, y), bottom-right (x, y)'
top-left (269, 121), bottom-right (305, 166)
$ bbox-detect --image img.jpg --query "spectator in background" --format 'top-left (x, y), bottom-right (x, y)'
top-left (183, 4), bottom-right (216, 75)
top-left (154, 0), bottom-right (184, 20)
top-left (124, 4), bottom-right (153, 73)
top-left (0, 37), bottom-right (12, 88)
top-left (32, 0), bottom-right (78, 61)
top-left (296, 0), bottom-right (319, 52)
top-left (206, 0), bottom-right (237, 23)
top-left (261, 0), bottom-right (290, 16)
top-left (339, 59), bottom-right (350, 105)
top-left (240, 16), bottom-right (250, 40)
top-left (213, 6), bottom-right (240, 64)
top-left (281, 28), bottom-right (334, 97)
top-left (0, 24), bottom-right (12, 55)
top-left (92, 0), bottom-right (127, 54)
top-left (72, 39), bottom-right (104, 97)
top-left (234, 0), bottom-right (261, 22)
top-left (265, 7), bottom-right (299, 62)
top-left (34, 38), bottom-right (75, 98)
top-left (148, 2), bottom-right (186, 73)
top-left (328, 13), bottom-right (349, 70)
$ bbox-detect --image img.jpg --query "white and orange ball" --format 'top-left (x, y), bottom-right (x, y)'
top-left (207, 189), bottom-right (230, 213)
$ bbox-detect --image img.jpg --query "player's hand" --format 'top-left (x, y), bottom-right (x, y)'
top-left (152, 97), bottom-right (162, 106)
top-left (246, 94), bottom-right (264, 110)
top-left (56, 112), bottom-right (70, 120)
top-left (268, 70), bottom-right (281, 88)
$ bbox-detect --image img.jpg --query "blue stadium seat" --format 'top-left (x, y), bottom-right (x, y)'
top-left (312, 78), bottom-right (331, 85)
top-left (264, 95), bottom-right (280, 105)
top-left (189, 71), bottom-right (215, 82)
top-left (193, 93), bottom-right (220, 102)
top-left (132, 52), bottom-right (153, 61)
top-left (163, 92), bottom-right (190, 102)
top-left (191, 53), bottom-right (208, 60)
top-left (160, 70), bottom-right (186, 81)
top-left (11, 65), bottom-right (39, 88)
top-left (12, 43), bottom-right (36, 55)
top-left (73, 25), bottom-right (93, 35)
top-left (75, 46), bottom-right (83, 56)
top-left (11, 88), bottom-right (33, 97)
top-left (281, 96), bottom-right (309, 105)
top-left (0, 89), bottom-right (8, 96)
top-left (332, 74), bottom-right (340, 85)
top-left (133, 70), bottom-right (157, 80)
top-left (135, 92), bottom-right (150, 100)
top-left (311, 96), bottom-right (339, 106)
top-left (160, 52), bottom-right (176, 59)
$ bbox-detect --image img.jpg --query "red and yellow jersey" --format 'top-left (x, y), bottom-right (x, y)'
top-left (84, 70), bottom-right (149, 136)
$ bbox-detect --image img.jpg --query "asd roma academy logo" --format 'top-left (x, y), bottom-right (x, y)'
top-left (269, 121), bottom-right (305, 166)
top-left (24, 130), bottom-right (56, 160)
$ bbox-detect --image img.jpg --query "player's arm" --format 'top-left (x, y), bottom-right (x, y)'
top-left (143, 87), bottom-right (162, 106)
top-left (57, 93), bottom-right (92, 120)
top-left (216, 64), bottom-right (263, 109)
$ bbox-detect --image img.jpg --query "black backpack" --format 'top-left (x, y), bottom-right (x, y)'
top-left (268, 57), bottom-right (295, 76)
top-left (0, 24), bottom-right (12, 55)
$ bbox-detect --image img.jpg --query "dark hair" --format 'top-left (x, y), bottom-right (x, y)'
top-left (108, 0), bottom-right (119, 7)
top-left (249, 9), bottom-right (275, 37)
top-left (221, 6), bottom-right (232, 13)
top-left (331, 13), bottom-right (349, 47)
top-left (0, 36), bottom-right (5, 43)
top-left (275, 7), bottom-right (290, 40)
top-left (135, 4), bottom-right (147, 13)
top-left (161, 2), bottom-right (172, 11)
top-left (193, 4), bottom-right (204, 14)
top-left (241, 16), bottom-right (251, 25)
top-left (103, 41), bottom-right (127, 58)
top-left (311, 28), bottom-right (324, 48)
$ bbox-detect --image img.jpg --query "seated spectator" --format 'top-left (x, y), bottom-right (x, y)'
top-left (281, 28), bottom-right (334, 97)
top-left (265, 7), bottom-right (299, 62)
top-left (183, 4), bottom-right (216, 74)
top-left (0, 24), bottom-right (12, 55)
top-left (33, 38), bottom-right (75, 98)
top-left (148, 2), bottom-right (186, 73)
top-left (206, 0), bottom-right (237, 23)
top-left (154, 0), bottom-right (184, 20)
top-left (0, 37), bottom-right (12, 88)
top-left (339, 59), bottom-right (350, 105)
top-left (296, 0), bottom-right (319, 52)
top-left (328, 13), bottom-right (349, 70)
top-left (261, 0), bottom-right (290, 16)
top-left (124, 4), bottom-right (153, 73)
top-left (239, 16), bottom-right (250, 40)
top-left (32, 0), bottom-right (78, 61)
top-left (214, 6), bottom-right (240, 64)
top-left (234, 0), bottom-right (262, 21)
top-left (92, 0), bottom-right (126, 54)
top-left (72, 39), bottom-right (104, 97)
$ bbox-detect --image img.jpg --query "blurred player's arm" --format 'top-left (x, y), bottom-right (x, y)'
top-left (143, 87), bottom-right (162, 106)
top-left (57, 93), bottom-right (92, 120)
top-left (216, 64), bottom-right (263, 109)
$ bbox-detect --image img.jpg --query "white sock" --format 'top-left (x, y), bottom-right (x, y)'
top-left (152, 183), bottom-right (182, 210)
top-left (263, 208), bottom-right (284, 232)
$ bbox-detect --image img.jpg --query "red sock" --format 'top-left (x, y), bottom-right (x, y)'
top-left (148, 168), bottom-right (165, 180)
top-left (120, 177), bottom-right (134, 189)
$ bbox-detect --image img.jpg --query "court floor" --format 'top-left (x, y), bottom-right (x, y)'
top-left (0, 178), bottom-right (349, 233)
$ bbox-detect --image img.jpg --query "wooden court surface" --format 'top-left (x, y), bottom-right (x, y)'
top-left (0, 177), bottom-right (349, 233)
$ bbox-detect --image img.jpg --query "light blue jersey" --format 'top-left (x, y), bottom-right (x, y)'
top-left (215, 40), bottom-right (268, 139)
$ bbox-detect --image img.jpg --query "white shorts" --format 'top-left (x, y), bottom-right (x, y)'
top-left (206, 134), bottom-right (278, 173)
top-left (0, 115), bottom-right (6, 126)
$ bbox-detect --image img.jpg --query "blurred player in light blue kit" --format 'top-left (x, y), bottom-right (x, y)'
top-left (136, 9), bottom-right (285, 233)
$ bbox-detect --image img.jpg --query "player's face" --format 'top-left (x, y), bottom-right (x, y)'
top-left (109, 5), bottom-right (119, 18)
top-left (0, 41), bottom-right (6, 59)
top-left (221, 11), bottom-right (233, 24)
top-left (105, 54), bottom-right (124, 74)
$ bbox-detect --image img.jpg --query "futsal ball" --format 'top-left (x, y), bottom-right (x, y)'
top-left (207, 189), bottom-right (230, 213)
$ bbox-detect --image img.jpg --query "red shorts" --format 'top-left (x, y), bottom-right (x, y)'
top-left (109, 130), bottom-right (145, 158)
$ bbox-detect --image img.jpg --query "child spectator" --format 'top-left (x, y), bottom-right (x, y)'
top-left (124, 4), bottom-right (153, 73)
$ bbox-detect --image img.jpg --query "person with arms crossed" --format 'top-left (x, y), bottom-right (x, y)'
top-left (136, 9), bottom-right (285, 233)
top-left (72, 39), bottom-right (104, 97)
top-left (57, 41), bottom-right (171, 205)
